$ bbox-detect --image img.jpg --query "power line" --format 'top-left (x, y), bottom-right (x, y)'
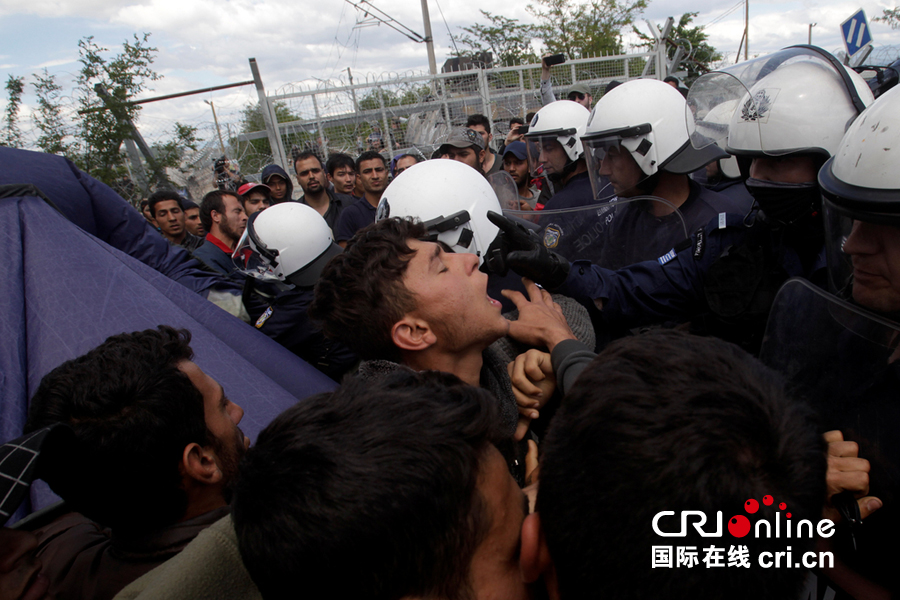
top-left (701, 0), bottom-right (745, 30)
top-left (344, 0), bottom-right (427, 44)
top-left (433, 0), bottom-right (460, 56)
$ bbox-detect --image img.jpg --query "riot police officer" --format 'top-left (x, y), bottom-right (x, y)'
top-left (488, 46), bottom-right (874, 353)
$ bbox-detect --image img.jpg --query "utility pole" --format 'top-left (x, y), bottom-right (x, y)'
top-left (421, 0), bottom-right (438, 75)
top-left (744, 0), bottom-right (749, 60)
top-left (809, 23), bottom-right (816, 44)
top-left (204, 100), bottom-right (226, 156)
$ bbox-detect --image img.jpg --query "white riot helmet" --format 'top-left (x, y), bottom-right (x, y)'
top-left (582, 78), bottom-right (726, 201)
top-left (820, 84), bottom-right (900, 306)
top-left (232, 202), bottom-right (342, 288)
top-left (688, 46), bottom-right (872, 161)
top-left (523, 101), bottom-right (590, 182)
top-left (375, 159), bottom-right (502, 265)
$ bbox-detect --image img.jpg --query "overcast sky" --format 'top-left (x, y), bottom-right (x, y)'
top-left (2, 0), bottom-right (899, 146)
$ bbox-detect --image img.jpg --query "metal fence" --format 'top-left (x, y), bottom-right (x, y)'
top-left (238, 50), bottom-right (662, 177)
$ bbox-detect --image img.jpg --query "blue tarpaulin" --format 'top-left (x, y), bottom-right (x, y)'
top-left (0, 186), bottom-right (337, 518)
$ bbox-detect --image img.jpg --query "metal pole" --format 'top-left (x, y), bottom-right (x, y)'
top-left (347, 67), bottom-right (360, 112)
top-left (249, 58), bottom-right (287, 169)
top-left (808, 23), bottom-right (816, 45)
top-left (744, 0), bottom-right (749, 61)
top-left (204, 100), bottom-right (226, 156)
top-left (421, 0), bottom-right (438, 76)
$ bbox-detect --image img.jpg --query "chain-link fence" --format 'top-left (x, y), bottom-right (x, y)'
top-left (125, 51), bottom-right (662, 201)
top-left (241, 51), bottom-right (661, 180)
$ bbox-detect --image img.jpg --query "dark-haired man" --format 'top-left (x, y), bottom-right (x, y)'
top-left (333, 151), bottom-right (388, 247)
top-left (519, 330), bottom-right (836, 600)
top-left (23, 326), bottom-right (248, 600)
top-left (392, 153), bottom-right (420, 177)
top-left (467, 114), bottom-right (501, 175)
top-left (502, 141), bottom-right (538, 209)
top-left (311, 218), bottom-right (585, 478)
top-left (233, 370), bottom-right (530, 600)
top-left (325, 152), bottom-right (357, 197)
top-left (439, 127), bottom-right (486, 174)
top-left (183, 199), bottom-right (205, 236)
top-left (193, 190), bottom-right (248, 276)
top-left (294, 151), bottom-right (348, 233)
top-left (148, 190), bottom-right (204, 252)
top-left (236, 182), bottom-right (271, 218)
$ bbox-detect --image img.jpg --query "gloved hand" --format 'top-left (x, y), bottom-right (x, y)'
top-left (484, 211), bottom-right (571, 289)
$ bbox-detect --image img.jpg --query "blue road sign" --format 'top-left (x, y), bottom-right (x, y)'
top-left (841, 9), bottom-right (873, 57)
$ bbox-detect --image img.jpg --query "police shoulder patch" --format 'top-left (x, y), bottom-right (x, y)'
top-left (543, 225), bottom-right (562, 249)
top-left (255, 306), bottom-right (274, 329)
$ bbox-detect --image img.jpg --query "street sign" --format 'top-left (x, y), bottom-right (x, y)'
top-left (841, 9), bottom-right (873, 57)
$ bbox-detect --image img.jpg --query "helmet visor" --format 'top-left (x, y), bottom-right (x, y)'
top-left (583, 124), bottom-right (655, 203)
top-left (525, 136), bottom-right (572, 179)
top-left (687, 47), bottom-right (864, 157)
top-left (823, 194), bottom-right (900, 319)
top-left (232, 227), bottom-right (281, 282)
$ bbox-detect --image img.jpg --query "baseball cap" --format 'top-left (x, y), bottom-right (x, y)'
top-left (439, 127), bottom-right (486, 153)
top-left (238, 182), bottom-right (272, 196)
top-left (568, 83), bottom-right (591, 97)
top-left (502, 141), bottom-right (528, 161)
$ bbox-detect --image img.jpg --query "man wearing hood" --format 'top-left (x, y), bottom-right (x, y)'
top-left (260, 164), bottom-right (294, 204)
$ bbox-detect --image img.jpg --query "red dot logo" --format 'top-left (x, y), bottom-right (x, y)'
top-left (786, 513), bottom-right (792, 518)
top-left (778, 502), bottom-right (787, 510)
top-left (728, 515), bottom-right (751, 538)
top-left (744, 499), bottom-right (759, 514)
top-left (762, 495), bottom-right (774, 506)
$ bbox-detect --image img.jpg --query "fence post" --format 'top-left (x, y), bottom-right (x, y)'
top-left (376, 86), bottom-right (394, 157)
top-left (311, 93), bottom-right (329, 158)
top-left (478, 68), bottom-right (493, 130)
top-left (249, 58), bottom-right (288, 169)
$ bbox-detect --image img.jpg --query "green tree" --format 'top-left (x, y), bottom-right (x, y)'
top-left (152, 122), bottom-right (200, 174)
top-left (2, 75), bottom-right (25, 148)
top-left (236, 101), bottom-right (302, 174)
top-left (633, 12), bottom-right (722, 83)
top-left (32, 69), bottom-right (70, 155)
top-left (452, 10), bottom-right (539, 66)
top-left (875, 8), bottom-right (900, 28)
top-left (527, 0), bottom-right (648, 59)
top-left (73, 33), bottom-right (160, 185)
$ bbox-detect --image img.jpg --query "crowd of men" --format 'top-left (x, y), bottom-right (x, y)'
top-left (3, 45), bottom-right (900, 600)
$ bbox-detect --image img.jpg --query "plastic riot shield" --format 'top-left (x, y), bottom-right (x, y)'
top-left (503, 196), bottom-right (688, 270)
top-left (760, 277), bottom-right (900, 596)
top-left (488, 171), bottom-right (524, 212)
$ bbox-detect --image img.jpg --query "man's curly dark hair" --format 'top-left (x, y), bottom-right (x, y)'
top-left (310, 218), bottom-right (427, 362)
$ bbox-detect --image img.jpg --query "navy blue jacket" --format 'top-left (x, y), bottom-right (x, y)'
top-left (0, 147), bottom-right (223, 295)
top-left (559, 212), bottom-right (827, 352)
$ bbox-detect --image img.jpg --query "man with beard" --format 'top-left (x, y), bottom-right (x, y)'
top-left (334, 151), bottom-right (388, 247)
top-left (502, 141), bottom-right (538, 209)
top-left (193, 190), bottom-right (249, 276)
top-left (294, 151), bottom-right (349, 234)
top-left (22, 326), bottom-right (248, 600)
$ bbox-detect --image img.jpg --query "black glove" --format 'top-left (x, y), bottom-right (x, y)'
top-left (484, 211), bottom-right (571, 289)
